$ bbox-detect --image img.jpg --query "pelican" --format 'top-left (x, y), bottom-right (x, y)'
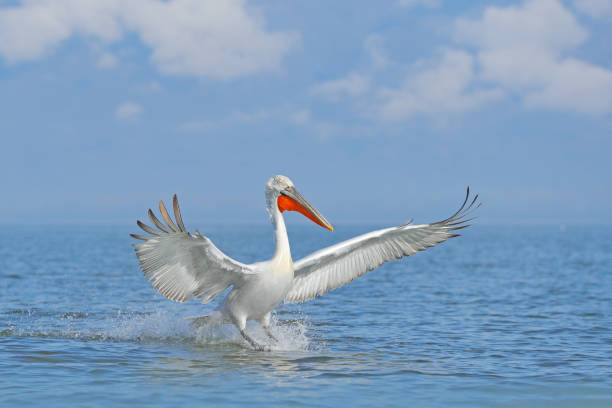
top-left (131, 175), bottom-right (479, 350)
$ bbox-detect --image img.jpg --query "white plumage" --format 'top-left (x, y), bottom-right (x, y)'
top-left (132, 175), bottom-right (479, 350)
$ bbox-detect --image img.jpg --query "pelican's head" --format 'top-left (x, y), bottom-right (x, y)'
top-left (266, 175), bottom-right (333, 231)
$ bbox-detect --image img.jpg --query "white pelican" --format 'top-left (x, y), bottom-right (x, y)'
top-left (131, 175), bottom-right (479, 350)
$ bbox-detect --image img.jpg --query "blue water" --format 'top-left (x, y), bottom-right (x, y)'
top-left (1, 224), bottom-right (611, 407)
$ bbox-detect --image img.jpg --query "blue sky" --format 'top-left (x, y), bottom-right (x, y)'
top-left (0, 0), bottom-right (611, 226)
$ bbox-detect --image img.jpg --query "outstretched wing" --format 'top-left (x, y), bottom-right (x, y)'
top-left (131, 195), bottom-right (254, 303)
top-left (285, 188), bottom-right (479, 303)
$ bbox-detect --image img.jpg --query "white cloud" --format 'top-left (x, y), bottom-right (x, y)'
top-left (115, 101), bottom-right (143, 120)
top-left (306, 0), bottom-right (612, 122)
top-left (290, 109), bottom-right (311, 125)
top-left (180, 107), bottom-right (338, 140)
top-left (310, 36), bottom-right (387, 103)
top-left (0, 0), bottom-right (297, 79)
top-left (96, 52), bottom-right (118, 69)
top-left (573, 0), bottom-right (612, 19)
top-left (180, 110), bottom-right (269, 131)
top-left (227, 110), bottom-right (270, 122)
top-left (376, 49), bottom-right (504, 121)
top-left (397, 0), bottom-right (439, 8)
top-left (523, 58), bottom-right (612, 115)
top-left (179, 120), bottom-right (216, 132)
top-left (310, 73), bottom-right (370, 101)
top-left (454, 0), bottom-right (612, 115)
top-left (149, 81), bottom-right (161, 92)
top-left (364, 34), bottom-right (388, 69)
top-left (455, 0), bottom-right (588, 57)
top-left (0, 3), bottom-right (72, 62)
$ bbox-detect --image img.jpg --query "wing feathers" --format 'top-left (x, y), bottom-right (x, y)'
top-left (130, 233), bottom-right (149, 241)
top-left (148, 209), bottom-right (172, 233)
top-left (137, 220), bottom-right (161, 236)
top-left (173, 194), bottom-right (187, 232)
top-left (285, 188), bottom-right (479, 303)
top-left (132, 195), bottom-right (253, 303)
top-left (158, 200), bottom-right (179, 232)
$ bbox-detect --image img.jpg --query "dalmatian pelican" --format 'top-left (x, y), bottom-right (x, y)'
top-left (131, 175), bottom-right (479, 350)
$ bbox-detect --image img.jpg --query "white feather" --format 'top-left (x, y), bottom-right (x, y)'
top-left (132, 195), bottom-right (254, 303)
top-left (285, 189), bottom-right (479, 303)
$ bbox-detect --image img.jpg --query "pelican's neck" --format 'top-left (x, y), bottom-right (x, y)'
top-left (267, 193), bottom-right (292, 266)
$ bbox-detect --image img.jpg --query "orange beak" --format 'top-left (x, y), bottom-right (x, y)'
top-left (277, 186), bottom-right (333, 231)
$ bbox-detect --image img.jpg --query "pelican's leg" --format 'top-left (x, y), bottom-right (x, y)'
top-left (260, 313), bottom-right (277, 342)
top-left (234, 316), bottom-right (268, 351)
top-left (239, 328), bottom-right (268, 351)
top-left (264, 327), bottom-right (277, 342)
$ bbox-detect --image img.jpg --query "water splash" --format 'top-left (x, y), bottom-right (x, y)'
top-left (101, 310), bottom-right (193, 342)
top-left (103, 310), bottom-right (314, 351)
top-left (189, 313), bottom-right (314, 351)
top-left (3, 308), bottom-right (315, 352)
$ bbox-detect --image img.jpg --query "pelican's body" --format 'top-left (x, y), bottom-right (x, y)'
top-left (222, 224), bottom-right (294, 334)
top-left (132, 175), bottom-right (479, 349)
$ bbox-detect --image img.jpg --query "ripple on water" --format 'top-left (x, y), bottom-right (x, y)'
top-left (0, 225), bottom-right (611, 407)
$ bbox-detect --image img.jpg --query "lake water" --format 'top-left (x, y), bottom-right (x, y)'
top-left (1, 224), bottom-right (611, 407)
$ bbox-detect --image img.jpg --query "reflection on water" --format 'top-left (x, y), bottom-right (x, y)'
top-left (1, 225), bottom-right (611, 407)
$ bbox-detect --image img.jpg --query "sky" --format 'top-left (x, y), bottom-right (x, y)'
top-left (0, 0), bottom-right (611, 226)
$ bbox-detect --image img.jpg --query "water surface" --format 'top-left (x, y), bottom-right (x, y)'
top-left (1, 225), bottom-right (611, 406)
